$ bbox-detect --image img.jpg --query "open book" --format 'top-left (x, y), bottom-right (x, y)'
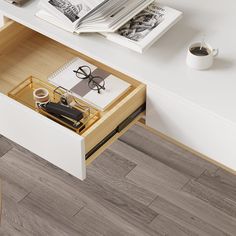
top-left (36, 0), bottom-right (154, 33)
top-left (101, 2), bottom-right (183, 53)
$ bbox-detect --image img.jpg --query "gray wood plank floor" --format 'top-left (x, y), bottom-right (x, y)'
top-left (0, 124), bottom-right (236, 236)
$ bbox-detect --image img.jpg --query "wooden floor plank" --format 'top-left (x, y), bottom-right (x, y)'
top-left (150, 214), bottom-right (199, 236)
top-left (1, 148), bottom-right (47, 175)
top-left (197, 169), bottom-right (236, 203)
top-left (19, 185), bottom-right (85, 219)
top-left (74, 206), bottom-right (137, 236)
top-left (90, 148), bottom-right (137, 178)
top-left (182, 179), bottom-right (236, 218)
top-left (0, 148), bottom-right (87, 208)
top-left (80, 174), bottom-right (158, 225)
top-left (0, 147), bottom-right (160, 235)
top-left (75, 203), bottom-right (162, 236)
top-left (88, 162), bottom-right (157, 205)
top-left (17, 165), bottom-right (161, 236)
top-left (18, 193), bottom-right (93, 236)
top-left (0, 219), bottom-right (33, 236)
top-left (120, 125), bottom-right (218, 178)
top-left (43, 162), bottom-right (162, 236)
top-left (35, 157), bottom-right (159, 226)
top-left (2, 196), bottom-right (71, 236)
top-left (127, 167), bottom-right (236, 235)
top-left (150, 196), bottom-right (230, 236)
top-left (0, 137), bottom-right (12, 157)
top-left (14, 152), bottom-right (158, 227)
top-left (109, 140), bottom-right (190, 190)
top-left (0, 155), bottom-right (36, 202)
top-left (0, 179), bottom-right (31, 204)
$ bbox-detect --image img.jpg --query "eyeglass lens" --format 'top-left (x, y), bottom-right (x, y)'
top-left (74, 66), bottom-right (91, 79)
top-left (73, 65), bottom-right (106, 93)
top-left (88, 76), bottom-right (105, 93)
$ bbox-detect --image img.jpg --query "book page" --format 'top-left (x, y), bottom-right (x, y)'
top-left (117, 3), bottom-right (165, 42)
top-left (76, 0), bottom-right (153, 33)
top-left (84, 0), bottom-right (105, 9)
top-left (39, 0), bottom-right (106, 26)
top-left (102, 2), bottom-right (183, 53)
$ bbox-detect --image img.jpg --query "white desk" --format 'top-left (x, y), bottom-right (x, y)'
top-left (0, 0), bottom-right (236, 172)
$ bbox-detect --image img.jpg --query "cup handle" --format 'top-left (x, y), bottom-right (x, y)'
top-left (213, 48), bottom-right (219, 57)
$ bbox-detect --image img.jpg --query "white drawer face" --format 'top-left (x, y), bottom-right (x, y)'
top-left (0, 13), bottom-right (4, 27)
top-left (0, 94), bottom-right (86, 179)
top-left (0, 20), bottom-right (146, 180)
top-left (146, 85), bottom-right (236, 172)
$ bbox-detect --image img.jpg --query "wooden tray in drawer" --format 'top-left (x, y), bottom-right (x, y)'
top-left (0, 20), bottom-right (146, 180)
top-left (8, 76), bottom-right (100, 134)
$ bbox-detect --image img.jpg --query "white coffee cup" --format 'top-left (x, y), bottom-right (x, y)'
top-left (186, 42), bottom-right (218, 70)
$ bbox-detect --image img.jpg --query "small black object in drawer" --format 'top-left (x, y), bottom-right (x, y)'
top-left (42, 102), bottom-right (83, 121)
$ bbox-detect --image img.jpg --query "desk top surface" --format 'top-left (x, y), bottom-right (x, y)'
top-left (1, 0), bottom-right (236, 124)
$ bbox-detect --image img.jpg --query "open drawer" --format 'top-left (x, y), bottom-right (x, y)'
top-left (0, 21), bottom-right (146, 180)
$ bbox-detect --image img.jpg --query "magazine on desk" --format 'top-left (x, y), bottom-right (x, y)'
top-left (101, 2), bottom-right (183, 53)
top-left (36, 0), bottom-right (154, 33)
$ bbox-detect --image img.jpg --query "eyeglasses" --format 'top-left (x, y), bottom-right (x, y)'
top-left (73, 66), bottom-right (106, 94)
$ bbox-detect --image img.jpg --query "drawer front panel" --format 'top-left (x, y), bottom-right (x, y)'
top-left (0, 13), bottom-right (4, 27)
top-left (146, 85), bottom-right (236, 172)
top-left (0, 94), bottom-right (86, 180)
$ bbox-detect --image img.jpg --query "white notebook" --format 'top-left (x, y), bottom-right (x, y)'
top-left (48, 58), bottom-right (131, 110)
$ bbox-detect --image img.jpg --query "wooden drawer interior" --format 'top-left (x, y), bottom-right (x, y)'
top-left (0, 21), bottom-right (146, 162)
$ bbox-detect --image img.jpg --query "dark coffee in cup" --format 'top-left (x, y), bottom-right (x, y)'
top-left (190, 46), bottom-right (209, 56)
top-left (187, 42), bottom-right (218, 70)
